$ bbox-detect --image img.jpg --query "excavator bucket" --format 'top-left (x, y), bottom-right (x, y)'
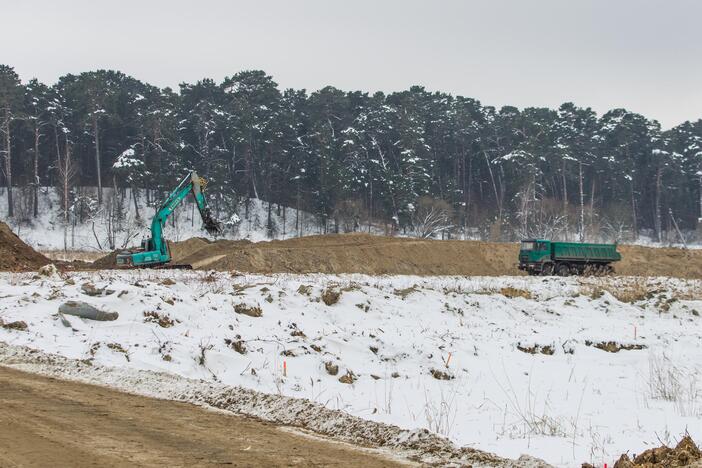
top-left (201, 207), bottom-right (223, 235)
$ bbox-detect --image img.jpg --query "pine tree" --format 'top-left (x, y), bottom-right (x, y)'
top-left (0, 65), bottom-right (23, 217)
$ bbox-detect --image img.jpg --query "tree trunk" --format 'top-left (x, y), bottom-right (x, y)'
top-left (579, 162), bottom-right (584, 242)
top-left (562, 159), bottom-right (568, 216)
top-left (93, 115), bottom-right (103, 205)
top-left (33, 124), bottom-right (40, 218)
top-left (483, 151), bottom-right (501, 220)
top-left (132, 185), bottom-right (141, 220)
top-left (3, 111), bottom-right (12, 217)
top-left (589, 178), bottom-right (596, 225)
top-left (630, 180), bottom-right (638, 240)
top-left (654, 165), bottom-right (662, 243)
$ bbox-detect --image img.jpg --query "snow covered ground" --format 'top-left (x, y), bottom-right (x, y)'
top-left (0, 270), bottom-right (700, 466)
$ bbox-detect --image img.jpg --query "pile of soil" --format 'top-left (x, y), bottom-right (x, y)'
top-left (610, 435), bottom-right (701, 467)
top-left (170, 233), bottom-right (702, 278)
top-left (86, 232), bottom-right (702, 278)
top-left (617, 245), bottom-right (702, 278)
top-left (92, 251), bottom-right (119, 269)
top-left (187, 234), bottom-right (520, 275)
top-left (0, 222), bottom-right (50, 271)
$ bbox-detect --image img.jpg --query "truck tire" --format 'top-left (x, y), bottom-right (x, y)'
top-left (541, 264), bottom-right (554, 276)
top-left (556, 264), bottom-right (570, 277)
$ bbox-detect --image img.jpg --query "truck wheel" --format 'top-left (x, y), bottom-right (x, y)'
top-left (541, 264), bottom-right (554, 276)
top-left (556, 264), bottom-right (570, 277)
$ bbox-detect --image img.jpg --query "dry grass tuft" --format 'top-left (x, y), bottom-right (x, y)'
top-left (143, 310), bottom-right (175, 328)
top-left (234, 303), bottom-right (263, 318)
top-left (321, 287), bottom-right (341, 306)
top-left (500, 287), bottom-right (532, 300)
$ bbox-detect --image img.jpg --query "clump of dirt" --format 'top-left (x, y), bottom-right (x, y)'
top-left (0, 320), bottom-right (28, 331)
top-left (234, 303), bottom-right (263, 318)
top-left (321, 287), bottom-right (341, 306)
top-left (517, 343), bottom-right (555, 355)
top-left (224, 338), bottom-right (247, 354)
top-left (324, 361), bottom-right (339, 376)
top-left (585, 340), bottom-right (646, 353)
top-left (143, 311), bottom-right (175, 328)
top-left (0, 222), bottom-right (51, 271)
top-left (612, 435), bottom-right (701, 467)
top-left (338, 370), bottom-right (356, 384)
top-left (430, 368), bottom-right (454, 380)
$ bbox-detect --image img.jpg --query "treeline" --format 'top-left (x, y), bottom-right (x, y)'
top-left (0, 64), bottom-right (701, 242)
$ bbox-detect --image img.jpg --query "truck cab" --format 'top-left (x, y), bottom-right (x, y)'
top-left (518, 239), bottom-right (552, 275)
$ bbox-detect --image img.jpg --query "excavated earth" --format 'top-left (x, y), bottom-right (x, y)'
top-left (1, 220), bottom-right (701, 278)
top-left (609, 435), bottom-right (701, 468)
top-left (0, 222), bottom-right (50, 271)
top-left (135, 233), bottom-right (702, 278)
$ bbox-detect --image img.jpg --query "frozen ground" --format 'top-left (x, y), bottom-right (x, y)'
top-left (0, 270), bottom-right (700, 466)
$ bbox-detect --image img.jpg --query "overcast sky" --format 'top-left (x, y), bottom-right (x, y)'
top-left (1, 0), bottom-right (700, 128)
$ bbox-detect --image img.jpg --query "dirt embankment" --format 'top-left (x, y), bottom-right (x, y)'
top-left (0, 222), bottom-right (50, 271)
top-left (167, 233), bottom-right (702, 278)
top-left (11, 223), bottom-right (701, 278)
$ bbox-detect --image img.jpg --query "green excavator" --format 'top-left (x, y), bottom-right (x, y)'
top-left (116, 171), bottom-right (222, 268)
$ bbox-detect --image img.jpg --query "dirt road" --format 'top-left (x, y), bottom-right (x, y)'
top-left (0, 366), bottom-right (406, 467)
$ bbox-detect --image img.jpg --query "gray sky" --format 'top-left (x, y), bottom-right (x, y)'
top-left (1, 0), bottom-right (700, 128)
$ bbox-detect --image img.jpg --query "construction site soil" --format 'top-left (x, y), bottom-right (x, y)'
top-left (2, 221), bottom-right (702, 278)
top-left (108, 233), bottom-right (702, 278)
top-left (0, 365), bottom-right (404, 468)
top-left (0, 223), bottom-right (50, 271)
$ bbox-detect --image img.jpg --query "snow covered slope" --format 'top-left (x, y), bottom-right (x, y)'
top-left (0, 271), bottom-right (700, 466)
top-left (1, 188), bottom-right (321, 251)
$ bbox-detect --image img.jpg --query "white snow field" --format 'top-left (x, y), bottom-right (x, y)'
top-left (0, 270), bottom-right (700, 466)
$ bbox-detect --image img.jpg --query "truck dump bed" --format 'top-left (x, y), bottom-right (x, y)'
top-left (552, 242), bottom-right (621, 262)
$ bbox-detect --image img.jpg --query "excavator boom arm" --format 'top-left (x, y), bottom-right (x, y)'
top-left (151, 171), bottom-right (222, 255)
top-left (117, 171), bottom-right (222, 267)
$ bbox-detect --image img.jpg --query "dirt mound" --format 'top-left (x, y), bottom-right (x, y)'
top-left (197, 234), bottom-right (519, 275)
top-left (166, 233), bottom-right (702, 278)
top-left (617, 245), bottom-right (702, 278)
top-left (169, 237), bottom-right (212, 261)
top-left (611, 435), bottom-right (701, 467)
top-left (0, 222), bottom-right (50, 271)
top-left (92, 250), bottom-right (119, 268)
top-left (87, 233), bottom-right (702, 278)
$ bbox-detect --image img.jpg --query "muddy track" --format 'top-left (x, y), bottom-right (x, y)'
top-left (0, 366), bottom-right (406, 467)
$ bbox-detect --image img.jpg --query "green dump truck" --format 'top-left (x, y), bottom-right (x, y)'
top-left (518, 239), bottom-right (621, 276)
